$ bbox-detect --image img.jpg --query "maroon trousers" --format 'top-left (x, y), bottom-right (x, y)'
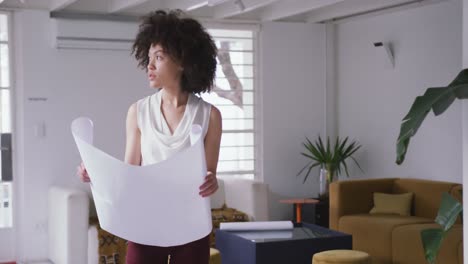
top-left (126, 235), bottom-right (210, 264)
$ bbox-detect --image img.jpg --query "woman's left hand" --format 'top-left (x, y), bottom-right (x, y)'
top-left (199, 171), bottom-right (218, 197)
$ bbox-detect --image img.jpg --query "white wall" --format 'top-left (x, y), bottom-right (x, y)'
top-left (11, 10), bottom-right (327, 261)
top-left (13, 10), bottom-right (150, 262)
top-left (260, 22), bottom-right (326, 221)
top-left (336, 0), bottom-right (463, 183)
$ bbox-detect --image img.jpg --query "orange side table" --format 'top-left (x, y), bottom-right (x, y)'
top-left (279, 198), bottom-right (319, 223)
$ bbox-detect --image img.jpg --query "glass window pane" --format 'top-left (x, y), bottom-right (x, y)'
top-left (215, 38), bottom-right (252, 51)
top-left (217, 51), bottom-right (253, 65)
top-left (218, 174), bottom-right (254, 180)
top-left (216, 65), bottom-right (253, 78)
top-left (0, 44), bottom-right (9, 88)
top-left (222, 118), bottom-right (253, 130)
top-left (0, 15), bottom-right (7, 42)
top-left (218, 160), bottom-right (254, 172)
top-left (219, 146), bottom-right (254, 161)
top-left (243, 91), bottom-right (254, 104)
top-left (220, 132), bottom-right (254, 147)
top-left (0, 90), bottom-right (10, 133)
top-left (208, 28), bottom-right (257, 179)
top-left (200, 91), bottom-right (253, 108)
top-left (217, 105), bottom-right (253, 119)
top-left (214, 78), bottom-right (253, 90)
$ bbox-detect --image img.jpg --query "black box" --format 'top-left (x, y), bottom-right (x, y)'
top-left (215, 222), bottom-right (352, 264)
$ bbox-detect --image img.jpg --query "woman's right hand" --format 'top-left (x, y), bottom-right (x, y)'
top-left (76, 161), bottom-right (91, 183)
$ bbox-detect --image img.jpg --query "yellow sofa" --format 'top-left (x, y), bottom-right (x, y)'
top-left (329, 178), bottom-right (463, 264)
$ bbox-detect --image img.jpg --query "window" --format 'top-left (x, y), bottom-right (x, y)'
top-left (200, 26), bottom-right (260, 180)
top-left (0, 12), bottom-right (12, 228)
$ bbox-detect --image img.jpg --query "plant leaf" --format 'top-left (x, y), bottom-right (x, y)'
top-left (396, 68), bottom-right (468, 165)
top-left (350, 156), bottom-right (364, 173)
top-left (298, 134), bottom-right (364, 183)
top-left (435, 192), bottom-right (463, 231)
top-left (342, 159), bottom-right (350, 178)
top-left (454, 83), bottom-right (468, 99)
top-left (300, 152), bottom-right (319, 161)
top-left (432, 89), bottom-right (456, 116)
top-left (302, 163), bottom-right (321, 184)
top-left (421, 228), bottom-right (444, 264)
top-left (296, 161), bottom-right (313, 177)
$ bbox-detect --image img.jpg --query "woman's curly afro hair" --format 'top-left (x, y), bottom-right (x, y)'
top-left (132, 9), bottom-right (218, 94)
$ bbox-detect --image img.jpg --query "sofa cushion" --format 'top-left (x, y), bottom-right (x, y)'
top-left (370, 192), bottom-right (413, 216)
top-left (339, 214), bottom-right (433, 264)
top-left (210, 205), bottom-right (249, 248)
top-left (458, 239), bottom-right (463, 264)
top-left (392, 223), bottom-right (463, 264)
top-left (393, 178), bottom-right (457, 219)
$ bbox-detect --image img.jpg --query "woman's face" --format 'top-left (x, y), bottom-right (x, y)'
top-left (147, 43), bottom-right (183, 89)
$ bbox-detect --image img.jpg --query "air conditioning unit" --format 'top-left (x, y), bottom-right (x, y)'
top-left (51, 17), bottom-right (138, 51)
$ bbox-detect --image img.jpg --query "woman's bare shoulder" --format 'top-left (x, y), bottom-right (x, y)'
top-left (210, 105), bottom-right (221, 122)
top-left (128, 102), bottom-right (137, 116)
top-left (126, 102), bottom-right (139, 131)
top-left (208, 106), bottom-right (222, 134)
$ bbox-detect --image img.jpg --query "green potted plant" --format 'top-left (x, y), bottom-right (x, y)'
top-left (396, 68), bottom-right (467, 263)
top-left (421, 191), bottom-right (462, 264)
top-left (297, 136), bottom-right (363, 199)
top-left (396, 68), bottom-right (468, 165)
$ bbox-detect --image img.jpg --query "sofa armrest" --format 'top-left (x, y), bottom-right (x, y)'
top-left (88, 225), bottom-right (99, 264)
top-left (450, 185), bottom-right (463, 225)
top-left (48, 186), bottom-right (89, 264)
top-left (329, 178), bottom-right (396, 230)
top-left (222, 178), bottom-right (269, 221)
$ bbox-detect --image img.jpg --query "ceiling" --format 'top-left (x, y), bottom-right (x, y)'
top-left (0, 0), bottom-right (448, 23)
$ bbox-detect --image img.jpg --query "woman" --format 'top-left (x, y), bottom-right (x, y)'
top-left (76, 9), bottom-right (222, 264)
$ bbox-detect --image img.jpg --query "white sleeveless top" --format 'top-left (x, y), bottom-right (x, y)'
top-left (136, 89), bottom-right (212, 165)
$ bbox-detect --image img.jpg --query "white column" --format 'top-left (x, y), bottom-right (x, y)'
top-left (325, 23), bottom-right (337, 141)
top-left (462, 0), bottom-right (468, 262)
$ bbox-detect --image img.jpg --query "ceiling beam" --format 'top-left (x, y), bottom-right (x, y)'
top-left (109, 0), bottom-right (152, 13)
top-left (166, 0), bottom-right (210, 11)
top-left (306, 0), bottom-right (431, 23)
top-left (50, 0), bottom-right (79, 11)
top-left (186, 1), bottom-right (209, 11)
top-left (213, 0), bottom-right (278, 19)
top-left (260, 0), bottom-right (346, 21)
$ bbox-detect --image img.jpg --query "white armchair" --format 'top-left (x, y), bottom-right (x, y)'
top-left (48, 178), bottom-right (269, 264)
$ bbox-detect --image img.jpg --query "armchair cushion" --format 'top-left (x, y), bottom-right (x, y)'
top-left (369, 192), bottom-right (413, 216)
top-left (339, 214), bottom-right (432, 263)
top-left (392, 223), bottom-right (463, 264)
top-left (392, 178), bottom-right (457, 219)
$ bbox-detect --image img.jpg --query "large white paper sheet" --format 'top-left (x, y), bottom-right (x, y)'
top-left (71, 117), bottom-right (212, 247)
top-left (219, 221), bottom-right (293, 231)
top-left (229, 230), bottom-right (293, 240)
